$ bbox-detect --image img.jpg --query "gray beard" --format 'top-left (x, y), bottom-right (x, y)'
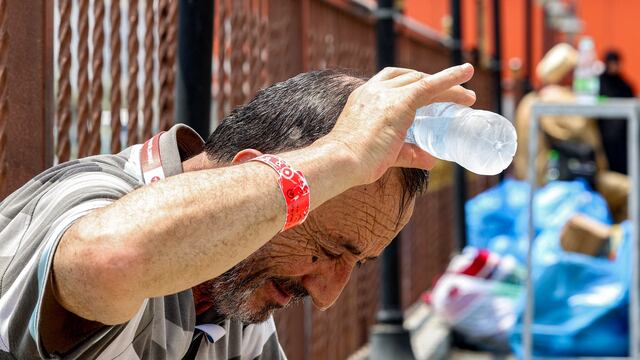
top-left (210, 264), bottom-right (277, 323)
top-left (205, 257), bottom-right (306, 324)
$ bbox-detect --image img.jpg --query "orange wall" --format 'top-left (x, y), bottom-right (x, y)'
top-left (403, 0), bottom-right (639, 93)
top-left (576, 0), bottom-right (640, 92)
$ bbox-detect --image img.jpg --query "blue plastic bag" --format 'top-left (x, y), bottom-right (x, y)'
top-left (509, 221), bottom-right (632, 358)
top-left (466, 179), bottom-right (611, 264)
top-left (466, 179), bottom-right (530, 260)
top-left (532, 180), bottom-right (611, 232)
top-left (510, 253), bottom-right (629, 357)
top-left (466, 178), bottom-right (625, 356)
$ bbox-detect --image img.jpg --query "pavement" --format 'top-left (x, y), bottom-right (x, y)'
top-left (348, 302), bottom-right (515, 360)
top-left (450, 350), bottom-right (515, 360)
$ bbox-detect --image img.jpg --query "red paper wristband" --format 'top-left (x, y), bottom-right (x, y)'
top-left (251, 154), bottom-right (310, 231)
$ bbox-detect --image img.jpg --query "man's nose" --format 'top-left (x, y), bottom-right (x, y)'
top-left (301, 261), bottom-right (354, 310)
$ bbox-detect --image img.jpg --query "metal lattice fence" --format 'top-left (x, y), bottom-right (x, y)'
top-left (0, 0), bottom-right (497, 359)
top-left (54, 0), bottom-right (178, 162)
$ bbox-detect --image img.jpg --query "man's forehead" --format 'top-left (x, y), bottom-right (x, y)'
top-left (308, 169), bottom-right (412, 253)
top-left (345, 170), bottom-right (405, 209)
top-left (332, 167), bottom-right (404, 206)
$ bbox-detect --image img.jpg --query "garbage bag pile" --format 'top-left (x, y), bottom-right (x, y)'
top-left (426, 178), bottom-right (631, 357)
top-left (428, 247), bottom-right (525, 353)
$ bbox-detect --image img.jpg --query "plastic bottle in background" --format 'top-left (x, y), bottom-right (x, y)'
top-left (405, 102), bottom-right (517, 176)
top-left (573, 37), bottom-right (603, 103)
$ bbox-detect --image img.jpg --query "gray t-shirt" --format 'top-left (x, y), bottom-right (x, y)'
top-left (0, 125), bottom-right (286, 360)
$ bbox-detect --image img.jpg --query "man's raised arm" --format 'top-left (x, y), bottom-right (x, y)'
top-left (52, 64), bottom-right (476, 325)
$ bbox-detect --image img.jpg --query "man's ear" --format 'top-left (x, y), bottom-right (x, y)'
top-left (231, 149), bottom-right (264, 164)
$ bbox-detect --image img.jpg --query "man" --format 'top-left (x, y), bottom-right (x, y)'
top-left (0, 64), bottom-right (475, 359)
top-left (598, 50), bottom-right (636, 174)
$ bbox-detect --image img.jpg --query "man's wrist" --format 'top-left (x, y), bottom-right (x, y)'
top-left (310, 138), bottom-right (361, 189)
top-left (250, 154), bottom-right (310, 231)
top-left (277, 139), bottom-right (360, 212)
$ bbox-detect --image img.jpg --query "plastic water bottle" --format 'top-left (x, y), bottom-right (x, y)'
top-left (405, 102), bottom-right (517, 176)
top-left (573, 37), bottom-right (602, 103)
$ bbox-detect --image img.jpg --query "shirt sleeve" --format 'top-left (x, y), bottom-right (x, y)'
top-left (32, 199), bottom-right (154, 359)
top-left (0, 169), bottom-right (150, 359)
top-left (32, 196), bottom-right (155, 358)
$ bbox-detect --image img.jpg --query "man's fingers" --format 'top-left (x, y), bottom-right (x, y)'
top-left (394, 143), bottom-right (437, 170)
top-left (431, 86), bottom-right (477, 107)
top-left (408, 63), bottom-right (474, 107)
top-left (371, 67), bottom-right (415, 81)
top-left (383, 71), bottom-right (429, 87)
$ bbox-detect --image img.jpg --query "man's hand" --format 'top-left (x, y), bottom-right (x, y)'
top-left (324, 64), bottom-right (476, 186)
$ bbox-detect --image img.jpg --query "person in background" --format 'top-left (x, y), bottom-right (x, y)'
top-left (598, 50), bottom-right (636, 175)
top-left (513, 43), bottom-right (608, 185)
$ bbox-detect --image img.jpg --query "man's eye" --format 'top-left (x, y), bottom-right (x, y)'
top-left (320, 246), bottom-right (341, 259)
top-left (357, 257), bottom-right (377, 268)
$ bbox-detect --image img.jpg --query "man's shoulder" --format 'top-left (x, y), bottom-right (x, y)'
top-left (0, 153), bottom-right (140, 299)
top-left (18, 153), bottom-right (135, 190)
top-left (0, 154), bottom-right (139, 220)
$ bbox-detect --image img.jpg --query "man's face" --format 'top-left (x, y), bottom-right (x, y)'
top-left (606, 60), bottom-right (620, 75)
top-left (197, 169), bottom-right (414, 323)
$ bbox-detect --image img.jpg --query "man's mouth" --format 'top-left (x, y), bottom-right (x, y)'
top-left (268, 279), bottom-right (293, 306)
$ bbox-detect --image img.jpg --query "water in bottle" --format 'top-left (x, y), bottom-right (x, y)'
top-left (405, 102), bottom-right (517, 176)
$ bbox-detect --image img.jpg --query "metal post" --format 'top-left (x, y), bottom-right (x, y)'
top-left (475, 0), bottom-right (484, 64)
top-left (369, 0), bottom-right (415, 358)
top-left (176, 0), bottom-right (214, 139)
top-left (492, 0), bottom-right (502, 116)
top-left (451, 0), bottom-right (462, 66)
top-left (492, 0), bottom-right (506, 181)
top-left (1, 0), bottom-right (53, 198)
top-left (451, 0), bottom-right (467, 250)
top-left (524, 108), bottom-right (539, 360)
top-left (628, 106), bottom-right (640, 358)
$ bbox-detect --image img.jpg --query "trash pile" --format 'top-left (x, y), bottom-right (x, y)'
top-left (424, 178), bottom-right (631, 357)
